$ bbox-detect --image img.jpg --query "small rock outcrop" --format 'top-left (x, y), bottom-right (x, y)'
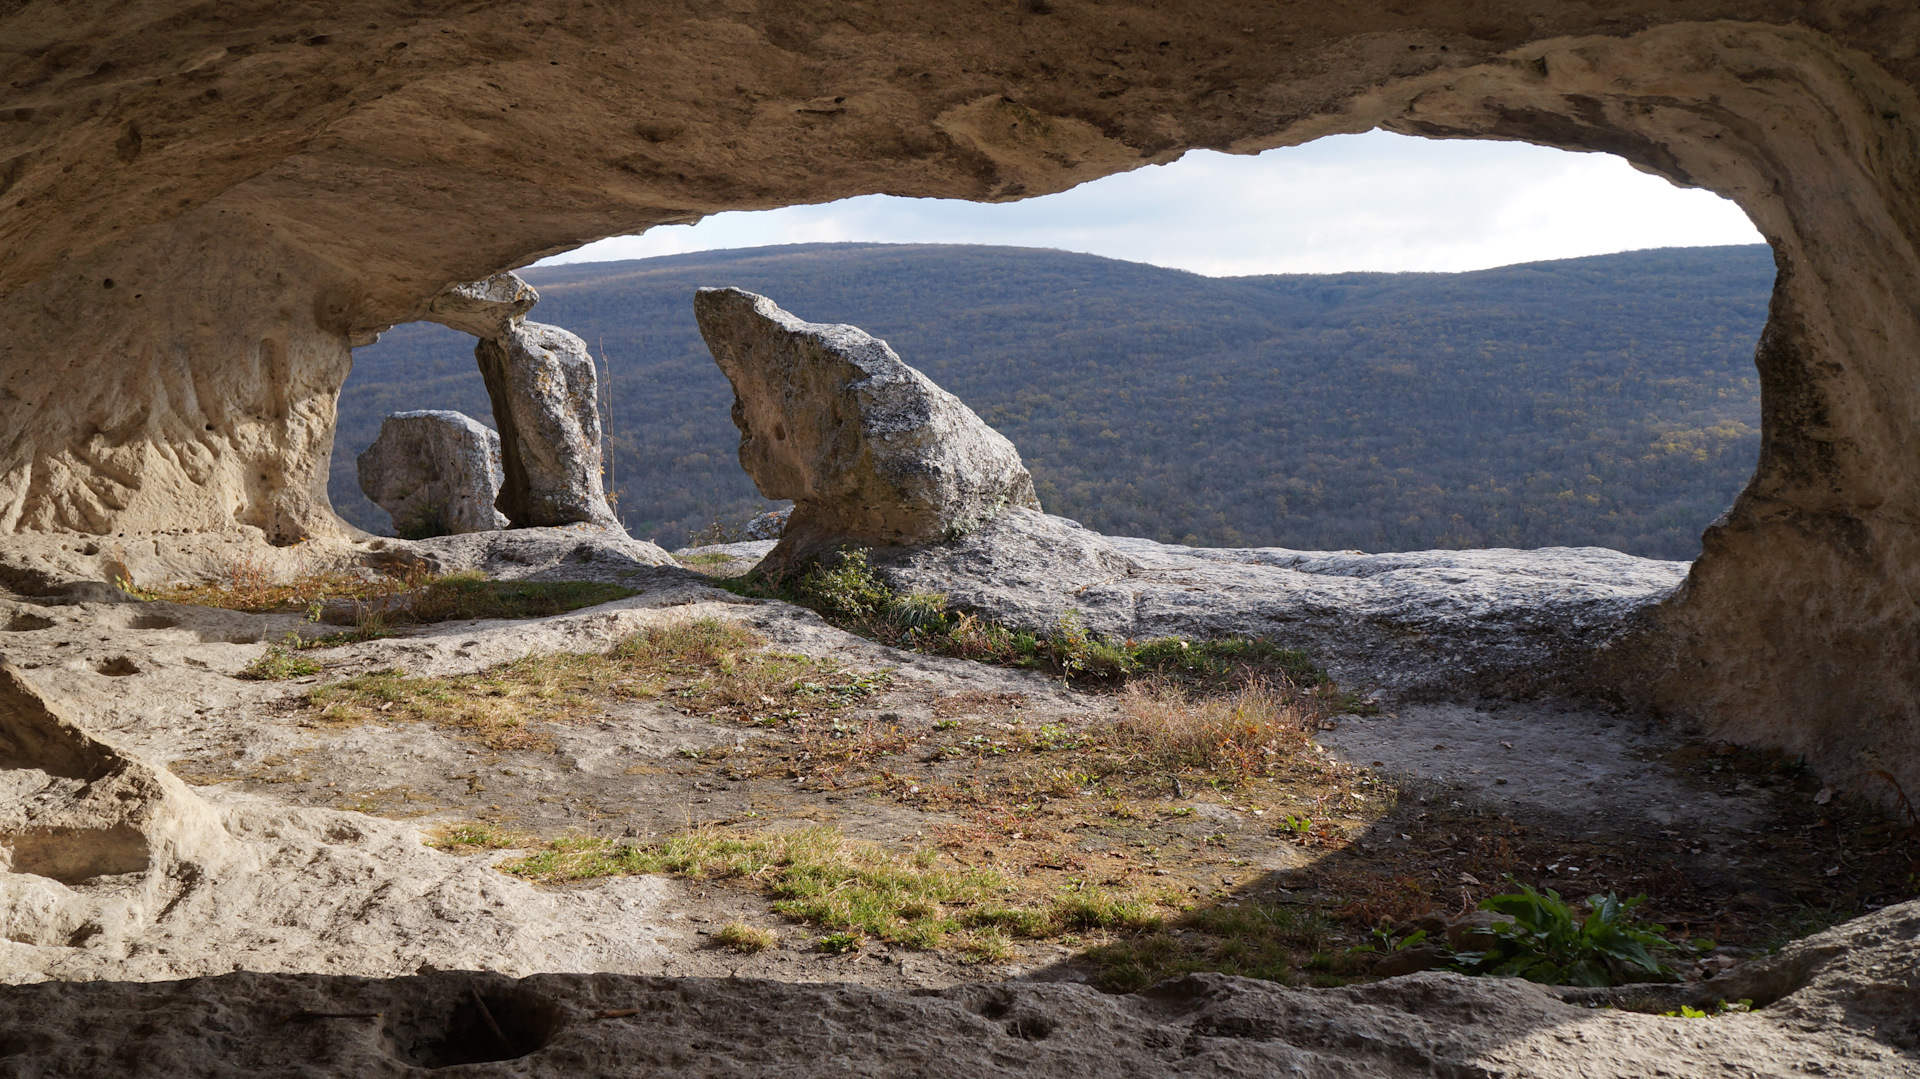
top-left (476, 323), bottom-right (619, 529)
top-left (742, 506), bottom-right (792, 540)
top-left (694, 287), bottom-right (1040, 574)
top-left (356, 410), bottom-right (508, 538)
top-left (422, 273), bottom-right (620, 531)
top-left (425, 271), bottom-right (540, 339)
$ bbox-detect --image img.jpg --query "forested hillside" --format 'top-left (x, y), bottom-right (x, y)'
top-left (334, 243), bottom-right (1772, 559)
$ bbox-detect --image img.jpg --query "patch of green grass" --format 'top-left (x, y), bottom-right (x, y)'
top-left (1084, 900), bottom-right (1340, 992)
top-left (388, 572), bottom-right (637, 623)
top-left (426, 821), bottom-right (530, 853)
top-left (238, 642), bottom-right (323, 681)
top-left (302, 616), bottom-right (888, 749)
top-left (500, 824), bottom-right (1171, 961)
top-left (678, 552), bottom-right (739, 566)
top-left (729, 548), bottom-right (1342, 696)
top-left (142, 559), bottom-right (634, 626)
top-left (817, 931), bottom-right (865, 954)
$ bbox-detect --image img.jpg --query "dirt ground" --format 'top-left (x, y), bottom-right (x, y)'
top-left (4, 554), bottom-right (1914, 992)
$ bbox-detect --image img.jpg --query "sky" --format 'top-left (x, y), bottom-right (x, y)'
top-left (538, 130), bottom-right (1764, 277)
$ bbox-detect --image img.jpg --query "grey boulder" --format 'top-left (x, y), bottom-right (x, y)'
top-left (695, 287), bottom-right (1039, 575)
top-left (424, 271), bottom-right (539, 339)
top-left (356, 410), bottom-right (508, 538)
top-left (475, 322), bottom-right (619, 530)
top-left (742, 505), bottom-right (792, 540)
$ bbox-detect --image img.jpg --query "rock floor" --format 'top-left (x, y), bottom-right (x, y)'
top-left (0, 531), bottom-right (1915, 1075)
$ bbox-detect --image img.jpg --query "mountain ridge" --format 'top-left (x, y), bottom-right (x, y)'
top-left (334, 242), bottom-right (1772, 559)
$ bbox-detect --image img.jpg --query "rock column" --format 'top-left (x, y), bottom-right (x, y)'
top-left (694, 287), bottom-right (1040, 574)
top-left (423, 273), bottom-right (620, 530)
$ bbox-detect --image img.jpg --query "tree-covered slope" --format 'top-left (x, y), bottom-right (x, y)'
top-left (333, 242), bottom-right (1771, 559)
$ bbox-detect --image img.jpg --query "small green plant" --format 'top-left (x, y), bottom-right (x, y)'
top-left (818, 931), bottom-right (865, 954)
top-left (1442, 883), bottom-right (1680, 987)
top-left (1354, 922), bottom-right (1429, 955)
top-left (238, 639), bottom-right (322, 681)
top-left (426, 821), bottom-right (527, 853)
top-left (715, 922), bottom-right (778, 954)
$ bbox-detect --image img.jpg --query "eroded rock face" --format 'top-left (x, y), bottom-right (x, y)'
top-left (696, 288), bottom-right (1040, 574)
top-left (1, 4), bottom-right (1919, 794)
top-left (0, 662), bottom-right (223, 891)
top-left (476, 323), bottom-right (619, 530)
top-left (356, 410), bottom-right (507, 537)
top-left (878, 518), bottom-right (1688, 700)
top-left (424, 271), bottom-right (540, 340)
top-left (2, 903), bottom-right (1916, 1075)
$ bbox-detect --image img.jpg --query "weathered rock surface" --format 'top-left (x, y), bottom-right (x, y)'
top-left (424, 271), bottom-right (539, 339)
top-left (1, 902), bottom-right (1915, 1076)
top-left (3, 4), bottom-right (1920, 795)
top-left (696, 288), bottom-right (1040, 575)
top-left (0, 652), bottom-right (681, 985)
top-left (476, 323), bottom-right (619, 530)
top-left (876, 519), bottom-right (1687, 700)
top-left (356, 410), bottom-right (507, 537)
top-left (742, 505), bottom-right (792, 540)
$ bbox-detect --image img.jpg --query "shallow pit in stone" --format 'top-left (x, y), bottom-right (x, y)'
top-left (385, 985), bottom-right (564, 1069)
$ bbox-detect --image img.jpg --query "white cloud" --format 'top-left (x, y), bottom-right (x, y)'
top-left (538, 131), bottom-right (1763, 276)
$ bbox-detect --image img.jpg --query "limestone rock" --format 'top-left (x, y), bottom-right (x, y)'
top-left (356, 410), bottom-right (507, 538)
top-left (2, 905), bottom-right (1917, 1075)
top-left (9, 5), bottom-right (1920, 798)
top-left (476, 323), bottom-right (619, 530)
top-left (695, 288), bottom-right (1040, 574)
top-left (881, 520), bottom-right (1687, 700)
top-left (0, 657), bottom-right (682, 983)
top-left (742, 506), bottom-right (792, 540)
top-left (0, 662), bottom-right (224, 891)
top-left (424, 271), bottom-right (539, 339)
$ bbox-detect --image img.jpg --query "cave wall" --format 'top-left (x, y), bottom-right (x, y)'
top-left (4, 2), bottom-right (1920, 793)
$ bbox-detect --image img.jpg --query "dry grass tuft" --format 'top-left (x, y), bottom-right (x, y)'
top-left (1112, 680), bottom-right (1316, 786)
top-left (714, 922), bottom-right (779, 953)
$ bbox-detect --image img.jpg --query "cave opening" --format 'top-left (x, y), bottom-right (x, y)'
top-left (334, 133), bottom-right (1772, 563)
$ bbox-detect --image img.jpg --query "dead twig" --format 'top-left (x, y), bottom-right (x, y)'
top-left (470, 985), bottom-right (511, 1049)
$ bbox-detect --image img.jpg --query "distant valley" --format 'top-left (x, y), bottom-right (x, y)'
top-left (334, 242), bottom-right (1772, 560)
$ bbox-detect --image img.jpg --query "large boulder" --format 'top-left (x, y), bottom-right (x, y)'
top-left (694, 288), bottom-right (1040, 574)
top-left (355, 410), bottom-right (508, 538)
top-left (475, 323), bottom-right (620, 530)
top-left (424, 271), bottom-right (540, 339)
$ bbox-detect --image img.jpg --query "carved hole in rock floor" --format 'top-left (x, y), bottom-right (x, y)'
top-left (4, 822), bottom-right (151, 883)
top-left (4, 613), bottom-right (53, 631)
top-left (384, 987), bottom-right (563, 1068)
top-left (94, 656), bottom-right (140, 676)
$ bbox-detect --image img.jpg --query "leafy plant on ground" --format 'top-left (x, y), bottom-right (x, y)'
top-left (1442, 883), bottom-right (1682, 987)
top-left (304, 617), bottom-right (888, 749)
